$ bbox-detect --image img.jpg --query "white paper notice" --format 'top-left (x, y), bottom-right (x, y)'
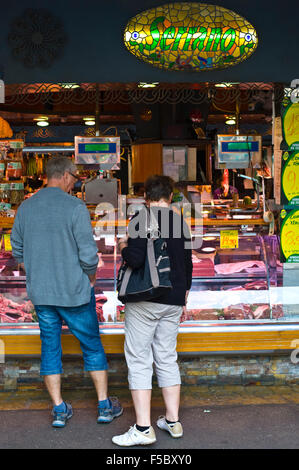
top-left (163, 147), bottom-right (173, 164)
top-left (187, 148), bottom-right (197, 180)
top-left (174, 148), bottom-right (186, 165)
top-left (163, 163), bottom-right (179, 182)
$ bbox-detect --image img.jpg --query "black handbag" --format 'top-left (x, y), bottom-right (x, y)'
top-left (117, 210), bottom-right (172, 303)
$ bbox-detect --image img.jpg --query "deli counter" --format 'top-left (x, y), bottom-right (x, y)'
top-left (0, 203), bottom-right (299, 356)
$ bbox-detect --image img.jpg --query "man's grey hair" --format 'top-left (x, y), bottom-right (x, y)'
top-left (46, 156), bottom-right (77, 180)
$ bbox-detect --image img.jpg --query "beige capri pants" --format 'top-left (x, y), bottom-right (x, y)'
top-left (124, 301), bottom-right (183, 390)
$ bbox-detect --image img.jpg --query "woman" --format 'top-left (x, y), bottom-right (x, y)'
top-left (112, 175), bottom-right (193, 447)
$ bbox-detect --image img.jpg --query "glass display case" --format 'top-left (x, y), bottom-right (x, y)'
top-left (0, 218), bottom-right (297, 326)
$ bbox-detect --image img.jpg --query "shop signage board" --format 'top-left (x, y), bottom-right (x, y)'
top-left (220, 230), bottom-right (239, 249)
top-left (281, 99), bottom-right (299, 151)
top-left (280, 97), bottom-right (299, 262)
top-left (280, 209), bottom-right (299, 263)
top-left (281, 151), bottom-right (299, 206)
top-left (124, 3), bottom-right (258, 72)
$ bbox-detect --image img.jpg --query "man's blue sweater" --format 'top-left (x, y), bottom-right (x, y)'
top-left (11, 187), bottom-right (99, 307)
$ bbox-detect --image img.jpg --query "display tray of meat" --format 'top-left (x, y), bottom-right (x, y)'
top-left (0, 294), bottom-right (35, 323)
top-left (95, 293), bottom-right (108, 322)
top-left (214, 261), bottom-right (266, 275)
top-left (185, 303), bottom-right (281, 321)
top-left (220, 280), bottom-right (268, 291)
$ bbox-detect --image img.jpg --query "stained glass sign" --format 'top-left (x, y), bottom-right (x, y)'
top-left (124, 2), bottom-right (258, 72)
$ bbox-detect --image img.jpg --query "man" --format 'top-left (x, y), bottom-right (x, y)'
top-left (11, 156), bottom-right (122, 427)
top-left (112, 175), bottom-right (192, 447)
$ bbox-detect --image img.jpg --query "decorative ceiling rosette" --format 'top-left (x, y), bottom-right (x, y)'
top-left (8, 8), bottom-right (67, 68)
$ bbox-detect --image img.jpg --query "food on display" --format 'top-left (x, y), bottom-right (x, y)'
top-left (6, 161), bottom-right (22, 179)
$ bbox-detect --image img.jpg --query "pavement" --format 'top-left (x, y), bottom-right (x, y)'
top-left (0, 385), bottom-right (298, 452)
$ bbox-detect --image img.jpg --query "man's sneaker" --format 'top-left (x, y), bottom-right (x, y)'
top-left (112, 424), bottom-right (156, 447)
top-left (156, 416), bottom-right (183, 438)
top-left (97, 396), bottom-right (123, 423)
top-left (51, 402), bottom-right (73, 428)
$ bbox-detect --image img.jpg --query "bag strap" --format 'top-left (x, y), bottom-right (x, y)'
top-left (119, 265), bottom-right (132, 296)
top-left (147, 238), bottom-right (160, 288)
top-left (146, 206), bottom-right (160, 240)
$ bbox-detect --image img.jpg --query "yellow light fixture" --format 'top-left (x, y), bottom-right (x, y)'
top-left (225, 116), bottom-right (236, 125)
top-left (138, 82), bottom-right (159, 88)
top-left (59, 83), bottom-right (80, 89)
top-left (215, 82), bottom-right (240, 88)
top-left (33, 116), bottom-right (48, 121)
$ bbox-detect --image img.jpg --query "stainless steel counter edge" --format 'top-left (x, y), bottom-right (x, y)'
top-left (0, 322), bottom-right (299, 336)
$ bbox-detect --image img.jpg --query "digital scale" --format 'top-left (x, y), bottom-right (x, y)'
top-left (75, 136), bottom-right (120, 169)
top-left (216, 135), bottom-right (262, 169)
top-left (74, 136), bottom-right (121, 206)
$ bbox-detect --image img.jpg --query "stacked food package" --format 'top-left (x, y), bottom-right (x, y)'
top-left (0, 140), bottom-right (24, 215)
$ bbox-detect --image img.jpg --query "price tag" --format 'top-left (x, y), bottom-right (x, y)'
top-left (3, 234), bottom-right (12, 252)
top-left (220, 230), bottom-right (239, 249)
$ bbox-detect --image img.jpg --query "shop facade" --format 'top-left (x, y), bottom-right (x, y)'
top-left (0, 1), bottom-right (299, 389)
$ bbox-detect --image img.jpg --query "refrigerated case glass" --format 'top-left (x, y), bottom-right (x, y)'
top-left (0, 224), bottom-right (298, 325)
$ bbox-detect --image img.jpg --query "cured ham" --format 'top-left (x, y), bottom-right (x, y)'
top-left (215, 260), bottom-right (266, 275)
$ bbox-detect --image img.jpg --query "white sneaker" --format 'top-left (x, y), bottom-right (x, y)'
top-left (112, 424), bottom-right (156, 447)
top-left (156, 416), bottom-right (183, 438)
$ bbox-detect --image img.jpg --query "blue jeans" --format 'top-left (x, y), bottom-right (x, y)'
top-left (35, 288), bottom-right (108, 376)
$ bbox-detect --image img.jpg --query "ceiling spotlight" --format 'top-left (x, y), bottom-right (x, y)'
top-left (85, 120), bottom-right (95, 126)
top-left (59, 83), bottom-right (80, 89)
top-left (225, 117), bottom-right (236, 125)
top-left (215, 82), bottom-right (240, 88)
top-left (37, 120), bottom-right (49, 127)
top-left (83, 116), bottom-right (95, 121)
top-left (138, 82), bottom-right (159, 88)
top-left (33, 116), bottom-right (48, 121)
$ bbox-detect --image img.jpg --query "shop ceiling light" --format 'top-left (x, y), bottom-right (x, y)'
top-left (225, 116), bottom-right (236, 125)
top-left (33, 116), bottom-right (48, 121)
top-left (85, 120), bottom-right (95, 126)
top-left (37, 120), bottom-right (49, 127)
top-left (138, 82), bottom-right (159, 88)
top-left (59, 83), bottom-right (80, 89)
top-left (83, 116), bottom-right (95, 121)
top-left (215, 82), bottom-right (240, 88)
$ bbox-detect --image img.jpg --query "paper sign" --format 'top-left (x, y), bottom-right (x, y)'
top-left (3, 234), bottom-right (12, 251)
top-left (220, 230), bottom-right (239, 249)
top-left (174, 148), bottom-right (186, 165)
top-left (280, 208), bottom-right (299, 263)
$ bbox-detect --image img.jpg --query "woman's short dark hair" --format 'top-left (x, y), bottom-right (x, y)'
top-left (144, 175), bottom-right (174, 202)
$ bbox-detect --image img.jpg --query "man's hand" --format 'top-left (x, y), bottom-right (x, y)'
top-left (18, 263), bottom-right (26, 274)
top-left (88, 273), bottom-right (96, 287)
top-left (118, 235), bottom-right (128, 252)
top-left (180, 290), bottom-right (190, 323)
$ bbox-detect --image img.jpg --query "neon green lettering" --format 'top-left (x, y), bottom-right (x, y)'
top-left (205, 28), bottom-right (222, 52)
top-left (182, 27), bottom-right (198, 51)
top-left (172, 27), bottom-right (187, 51)
top-left (220, 28), bottom-right (236, 52)
top-left (160, 26), bottom-right (176, 51)
top-left (144, 16), bottom-right (165, 51)
top-left (191, 27), bottom-right (207, 52)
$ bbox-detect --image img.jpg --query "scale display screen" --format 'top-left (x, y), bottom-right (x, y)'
top-left (78, 143), bottom-right (116, 153)
top-left (216, 135), bottom-right (262, 169)
top-left (75, 137), bottom-right (120, 169)
top-left (222, 141), bottom-right (259, 152)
